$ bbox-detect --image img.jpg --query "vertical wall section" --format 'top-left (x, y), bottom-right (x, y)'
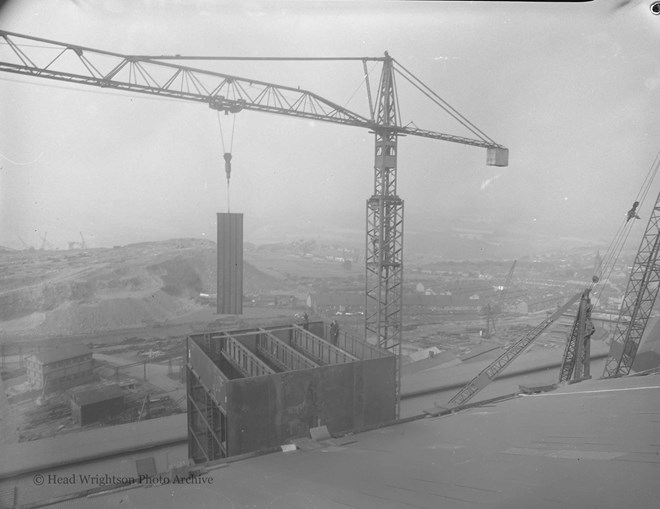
top-left (186, 323), bottom-right (397, 462)
top-left (217, 213), bottom-right (243, 315)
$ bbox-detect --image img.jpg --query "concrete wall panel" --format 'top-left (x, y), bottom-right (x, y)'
top-left (317, 363), bottom-right (356, 433)
top-left (226, 376), bottom-right (280, 455)
top-left (358, 357), bottom-right (397, 425)
top-left (224, 357), bottom-right (395, 457)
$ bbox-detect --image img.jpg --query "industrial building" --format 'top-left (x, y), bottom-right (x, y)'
top-left (306, 292), bottom-right (365, 314)
top-left (25, 346), bottom-right (94, 392)
top-left (68, 384), bottom-right (124, 426)
top-left (186, 321), bottom-right (396, 463)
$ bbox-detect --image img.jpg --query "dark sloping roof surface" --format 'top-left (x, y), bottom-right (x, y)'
top-left (310, 293), bottom-right (364, 306)
top-left (45, 372), bottom-right (660, 509)
top-left (32, 346), bottom-right (92, 365)
top-left (69, 384), bottom-right (124, 406)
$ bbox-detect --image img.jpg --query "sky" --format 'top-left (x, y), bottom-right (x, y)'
top-left (1, 0), bottom-right (660, 253)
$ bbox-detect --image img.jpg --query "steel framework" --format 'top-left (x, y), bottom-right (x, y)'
top-left (186, 322), bottom-right (395, 461)
top-left (365, 55), bottom-right (405, 412)
top-left (0, 31), bottom-right (508, 413)
top-left (603, 190), bottom-right (660, 377)
top-left (430, 292), bottom-right (581, 412)
top-left (558, 289), bottom-right (594, 383)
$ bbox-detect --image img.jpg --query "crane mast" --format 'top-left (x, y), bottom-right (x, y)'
top-left (498, 259), bottom-right (517, 311)
top-left (366, 54), bottom-right (404, 408)
top-left (603, 190), bottom-right (660, 378)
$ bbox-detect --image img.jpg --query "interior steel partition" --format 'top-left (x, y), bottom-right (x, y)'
top-left (290, 325), bottom-right (358, 365)
top-left (256, 329), bottom-right (319, 371)
top-left (223, 334), bottom-right (274, 377)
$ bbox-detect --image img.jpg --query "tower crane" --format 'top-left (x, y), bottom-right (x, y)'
top-left (497, 259), bottom-right (517, 312)
top-left (0, 30), bottom-right (508, 414)
top-left (39, 231), bottom-right (48, 251)
top-left (483, 259), bottom-right (516, 338)
top-left (602, 188), bottom-right (660, 377)
top-left (17, 235), bottom-right (32, 250)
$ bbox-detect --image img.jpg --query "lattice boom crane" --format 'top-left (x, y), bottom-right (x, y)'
top-left (425, 292), bottom-right (581, 413)
top-left (603, 189), bottom-right (660, 378)
top-left (0, 30), bottom-right (508, 415)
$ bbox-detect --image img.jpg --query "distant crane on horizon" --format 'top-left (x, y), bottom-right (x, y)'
top-left (17, 234), bottom-right (33, 251)
top-left (68, 232), bottom-right (88, 250)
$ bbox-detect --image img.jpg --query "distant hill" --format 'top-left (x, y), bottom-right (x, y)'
top-left (0, 240), bottom-right (282, 337)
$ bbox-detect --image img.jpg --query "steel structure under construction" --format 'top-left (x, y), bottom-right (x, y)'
top-left (603, 188), bottom-right (660, 378)
top-left (0, 31), bottom-right (508, 416)
top-left (186, 321), bottom-right (395, 463)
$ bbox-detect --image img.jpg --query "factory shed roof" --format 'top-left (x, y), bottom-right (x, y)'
top-left (0, 414), bottom-right (186, 480)
top-left (404, 294), bottom-right (453, 307)
top-left (69, 384), bottom-right (124, 406)
top-left (309, 293), bottom-right (364, 306)
top-left (31, 346), bottom-right (92, 365)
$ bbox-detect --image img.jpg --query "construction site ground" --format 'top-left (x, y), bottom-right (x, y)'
top-left (1, 240), bottom-right (643, 473)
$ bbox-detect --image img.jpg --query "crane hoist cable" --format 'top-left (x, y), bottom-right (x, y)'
top-left (216, 110), bottom-right (238, 212)
top-left (591, 148), bottom-right (660, 307)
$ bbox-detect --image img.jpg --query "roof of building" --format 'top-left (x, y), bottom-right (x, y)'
top-left (31, 345), bottom-right (92, 365)
top-left (0, 414), bottom-right (186, 480)
top-left (69, 384), bottom-right (124, 406)
top-left (404, 294), bottom-right (453, 307)
top-left (310, 293), bottom-right (364, 306)
top-left (41, 372), bottom-right (660, 509)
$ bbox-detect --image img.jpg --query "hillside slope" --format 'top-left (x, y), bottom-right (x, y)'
top-left (0, 239), bottom-right (281, 337)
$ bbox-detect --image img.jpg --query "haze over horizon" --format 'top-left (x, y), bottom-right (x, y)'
top-left (1, 1), bottom-right (659, 257)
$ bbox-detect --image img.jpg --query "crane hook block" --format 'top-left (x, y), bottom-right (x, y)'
top-left (224, 153), bottom-right (232, 182)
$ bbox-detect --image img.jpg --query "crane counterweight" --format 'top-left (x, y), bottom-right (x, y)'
top-left (487, 147), bottom-right (509, 167)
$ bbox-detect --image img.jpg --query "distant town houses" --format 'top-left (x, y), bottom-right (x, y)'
top-left (246, 294), bottom-right (298, 307)
top-left (198, 292), bottom-right (299, 308)
top-left (306, 291), bottom-right (512, 315)
top-left (306, 293), bottom-right (364, 315)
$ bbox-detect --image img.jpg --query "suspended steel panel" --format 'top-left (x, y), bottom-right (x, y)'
top-left (217, 213), bottom-right (243, 315)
